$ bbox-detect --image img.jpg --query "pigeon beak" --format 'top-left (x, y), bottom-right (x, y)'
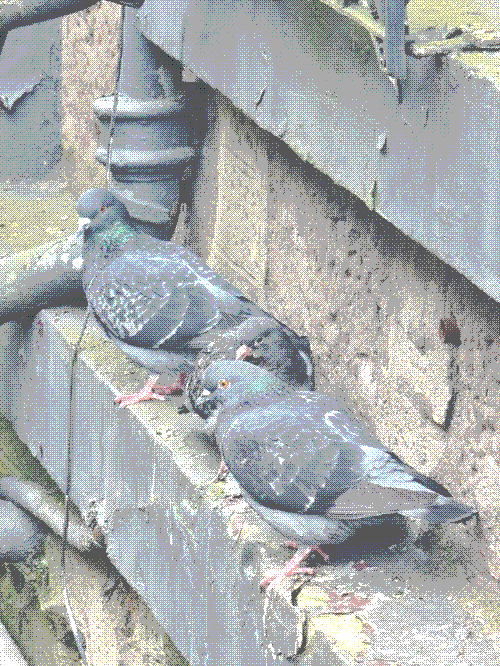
top-left (236, 344), bottom-right (253, 360)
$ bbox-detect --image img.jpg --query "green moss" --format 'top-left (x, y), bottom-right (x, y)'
top-left (0, 190), bottom-right (78, 256)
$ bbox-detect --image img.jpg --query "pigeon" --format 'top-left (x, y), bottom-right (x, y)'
top-left (185, 316), bottom-right (314, 407)
top-left (188, 360), bottom-right (477, 589)
top-left (77, 187), bottom-right (172, 242)
top-left (77, 188), bottom-right (314, 407)
top-left (0, 499), bottom-right (47, 563)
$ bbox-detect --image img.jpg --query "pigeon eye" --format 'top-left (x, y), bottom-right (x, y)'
top-left (219, 379), bottom-right (229, 388)
top-left (101, 205), bottom-right (106, 212)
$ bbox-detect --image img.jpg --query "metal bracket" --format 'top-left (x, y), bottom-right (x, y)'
top-left (321, 0), bottom-right (500, 68)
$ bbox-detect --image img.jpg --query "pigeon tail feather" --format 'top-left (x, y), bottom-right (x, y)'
top-left (399, 495), bottom-right (477, 525)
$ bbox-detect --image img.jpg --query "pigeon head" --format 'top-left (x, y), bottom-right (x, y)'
top-left (233, 317), bottom-right (315, 389)
top-left (76, 188), bottom-right (122, 230)
top-left (78, 190), bottom-right (133, 261)
top-left (188, 359), bottom-right (287, 419)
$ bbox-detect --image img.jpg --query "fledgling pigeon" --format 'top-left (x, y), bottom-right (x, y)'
top-left (188, 360), bottom-right (477, 589)
top-left (77, 189), bottom-right (314, 407)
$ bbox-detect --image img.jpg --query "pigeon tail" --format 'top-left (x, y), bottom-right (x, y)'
top-left (400, 494), bottom-right (477, 525)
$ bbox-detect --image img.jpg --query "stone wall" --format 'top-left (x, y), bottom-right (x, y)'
top-left (188, 89), bottom-right (500, 578)
top-left (60, 2), bottom-right (121, 191)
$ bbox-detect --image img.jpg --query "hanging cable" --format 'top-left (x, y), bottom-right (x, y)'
top-left (61, 308), bottom-right (92, 666)
top-left (61, 6), bottom-right (126, 663)
top-left (106, 5), bottom-right (126, 190)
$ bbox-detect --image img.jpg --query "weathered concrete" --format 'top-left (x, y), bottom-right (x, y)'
top-left (1, 305), bottom-right (498, 665)
top-left (0, 619), bottom-right (27, 666)
top-left (187, 89), bottom-right (500, 586)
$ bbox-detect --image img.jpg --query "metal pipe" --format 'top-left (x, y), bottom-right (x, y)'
top-left (94, 8), bottom-right (195, 234)
top-left (0, 0), bottom-right (97, 32)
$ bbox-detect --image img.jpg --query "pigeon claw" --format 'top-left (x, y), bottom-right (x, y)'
top-left (260, 546), bottom-right (323, 590)
top-left (114, 373), bottom-right (187, 408)
top-left (235, 344), bottom-right (254, 360)
top-left (115, 390), bottom-right (166, 408)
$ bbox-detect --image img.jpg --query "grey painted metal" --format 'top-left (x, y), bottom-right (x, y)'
top-left (108, 0), bottom-right (145, 7)
top-left (0, 0), bottom-right (96, 32)
top-left (137, 0), bottom-right (500, 304)
top-left (0, 19), bottom-right (61, 179)
top-left (378, 0), bottom-right (407, 78)
top-left (94, 7), bottom-right (195, 230)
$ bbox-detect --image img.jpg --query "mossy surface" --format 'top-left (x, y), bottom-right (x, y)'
top-left (0, 189), bottom-right (78, 258)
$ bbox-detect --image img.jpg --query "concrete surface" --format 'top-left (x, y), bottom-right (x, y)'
top-left (0, 305), bottom-right (498, 665)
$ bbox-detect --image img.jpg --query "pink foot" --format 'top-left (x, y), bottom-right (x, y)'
top-left (285, 541), bottom-right (328, 561)
top-left (235, 344), bottom-right (253, 360)
top-left (216, 460), bottom-right (230, 481)
top-left (114, 373), bottom-right (186, 408)
top-left (260, 546), bottom-right (329, 590)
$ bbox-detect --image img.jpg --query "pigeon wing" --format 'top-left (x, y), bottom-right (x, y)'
top-left (218, 400), bottom-right (345, 514)
top-left (86, 240), bottom-right (256, 348)
top-left (219, 392), bottom-right (449, 520)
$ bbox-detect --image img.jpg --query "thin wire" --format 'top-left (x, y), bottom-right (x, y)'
top-left (60, 6), bottom-right (126, 662)
top-left (61, 307), bottom-right (92, 666)
top-left (105, 4), bottom-right (126, 189)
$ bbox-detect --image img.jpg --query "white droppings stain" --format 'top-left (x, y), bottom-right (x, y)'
top-left (298, 349), bottom-right (314, 377)
top-left (324, 410), bottom-right (340, 427)
top-left (60, 253), bottom-right (70, 263)
top-left (201, 389), bottom-right (211, 396)
top-left (305, 495), bottom-right (316, 509)
top-left (72, 256), bottom-right (84, 270)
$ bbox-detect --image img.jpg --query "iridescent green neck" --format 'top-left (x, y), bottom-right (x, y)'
top-left (99, 217), bottom-right (135, 247)
top-left (85, 217), bottom-right (136, 260)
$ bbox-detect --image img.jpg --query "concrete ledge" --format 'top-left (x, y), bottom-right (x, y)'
top-left (1, 307), bottom-right (499, 665)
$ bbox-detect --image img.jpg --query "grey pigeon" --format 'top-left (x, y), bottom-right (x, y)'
top-left (189, 360), bottom-right (477, 588)
top-left (0, 499), bottom-right (47, 563)
top-left (77, 189), bottom-right (314, 406)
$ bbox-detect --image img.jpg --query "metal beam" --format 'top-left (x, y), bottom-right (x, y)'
top-left (137, 0), bottom-right (500, 303)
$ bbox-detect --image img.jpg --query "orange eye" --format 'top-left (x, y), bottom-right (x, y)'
top-left (219, 379), bottom-right (229, 388)
top-left (101, 205), bottom-right (106, 212)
